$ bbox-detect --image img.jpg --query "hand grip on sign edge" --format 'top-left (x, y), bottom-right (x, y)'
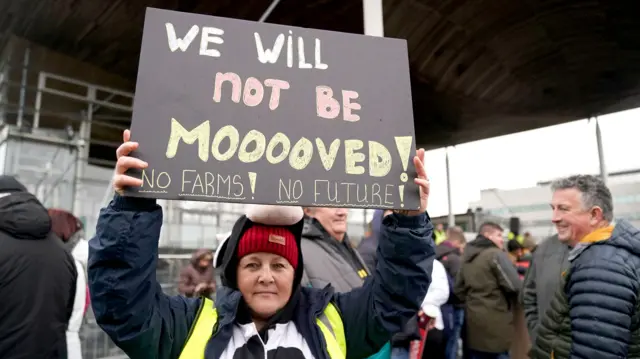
top-left (113, 129), bottom-right (148, 195)
top-left (403, 148), bottom-right (430, 216)
top-left (245, 204), bottom-right (304, 226)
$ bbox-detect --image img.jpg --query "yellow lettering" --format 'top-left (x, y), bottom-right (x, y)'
top-left (266, 133), bottom-right (291, 164)
top-left (238, 130), bottom-right (266, 163)
top-left (315, 138), bottom-right (340, 171)
top-left (166, 118), bottom-right (210, 162)
top-left (369, 141), bottom-right (392, 177)
top-left (211, 125), bottom-right (240, 161)
top-left (344, 139), bottom-right (365, 175)
top-left (289, 137), bottom-right (313, 170)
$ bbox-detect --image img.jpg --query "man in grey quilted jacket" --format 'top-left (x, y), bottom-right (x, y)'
top-left (520, 234), bottom-right (570, 343)
top-left (300, 207), bottom-right (370, 292)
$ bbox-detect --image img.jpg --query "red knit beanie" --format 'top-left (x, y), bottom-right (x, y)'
top-left (237, 225), bottom-right (299, 269)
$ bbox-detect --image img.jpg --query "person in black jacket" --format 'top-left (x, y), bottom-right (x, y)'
top-left (0, 176), bottom-right (77, 359)
top-left (435, 226), bottom-right (466, 359)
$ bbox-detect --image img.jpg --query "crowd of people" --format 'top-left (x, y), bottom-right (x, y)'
top-left (1, 129), bottom-right (639, 359)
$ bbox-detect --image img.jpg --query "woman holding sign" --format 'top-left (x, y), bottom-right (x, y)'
top-left (88, 130), bottom-right (435, 359)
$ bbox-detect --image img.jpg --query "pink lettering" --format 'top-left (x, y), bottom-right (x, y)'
top-left (212, 73), bottom-right (289, 111)
top-left (242, 77), bottom-right (264, 107)
top-left (264, 79), bottom-right (290, 110)
top-left (342, 90), bottom-right (361, 122)
top-left (316, 86), bottom-right (340, 119)
top-left (213, 72), bottom-right (241, 103)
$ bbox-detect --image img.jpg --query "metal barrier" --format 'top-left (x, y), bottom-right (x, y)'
top-left (80, 254), bottom-right (192, 359)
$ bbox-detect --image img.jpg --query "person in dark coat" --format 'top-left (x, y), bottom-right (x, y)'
top-left (454, 222), bottom-right (522, 359)
top-left (178, 248), bottom-right (215, 298)
top-left (87, 130), bottom-right (435, 359)
top-left (507, 239), bottom-right (529, 280)
top-left (357, 209), bottom-right (385, 273)
top-left (0, 176), bottom-right (77, 359)
top-left (435, 226), bottom-right (466, 359)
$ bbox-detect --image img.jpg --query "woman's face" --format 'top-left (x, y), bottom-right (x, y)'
top-left (237, 252), bottom-right (294, 319)
top-left (198, 254), bottom-right (213, 269)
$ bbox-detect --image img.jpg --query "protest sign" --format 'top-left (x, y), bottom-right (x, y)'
top-left (124, 7), bottom-right (419, 209)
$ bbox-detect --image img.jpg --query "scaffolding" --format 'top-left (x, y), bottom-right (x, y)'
top-left (0, 43), bottom-right (374, 249)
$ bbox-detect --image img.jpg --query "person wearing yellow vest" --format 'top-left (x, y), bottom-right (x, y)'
top-left (434, 223), bottom-right (446, 245)
top-left (87, 130), bottom-right (436, 359)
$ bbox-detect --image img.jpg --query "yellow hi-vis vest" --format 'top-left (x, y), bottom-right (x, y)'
top-left (434, 230), bottom-right (446, 245)
top-left (178, 298), bottom-right (346, 359)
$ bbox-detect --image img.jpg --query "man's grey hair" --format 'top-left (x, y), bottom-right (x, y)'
top-left (551, 174), bottom-right (614, 222)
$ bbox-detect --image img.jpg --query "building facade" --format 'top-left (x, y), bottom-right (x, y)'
top-left (469, 172), bottom-right (640, 241)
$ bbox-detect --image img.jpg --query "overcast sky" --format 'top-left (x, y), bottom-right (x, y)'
top-left (424, 108), bottom-right (640, 217)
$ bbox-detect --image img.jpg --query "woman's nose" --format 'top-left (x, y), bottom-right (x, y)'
top-left (257, 267), bottom-right (275, 284)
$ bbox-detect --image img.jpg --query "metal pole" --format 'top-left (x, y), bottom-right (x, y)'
top-left (446, 147), bottom-right (455, 227)
top-left (33, 72), bottom-right (45, 128)
top-left (16, 46), bottom-right (30, 128)
top-left (71, 142), bottom-right (79, 213)
top-left (77, 88), bottom-right (95, 214)
top-left (363, 0), bottom-right (384, 37)
top-left (595, 117), bottom-right (608, 186)
top-left (258, 0), bottom-right (282, 23)
top-left (100, 173), bottom-right (116, 208)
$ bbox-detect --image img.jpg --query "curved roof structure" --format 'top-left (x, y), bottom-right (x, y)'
top-left (1, 0), bottom-right (639, 155)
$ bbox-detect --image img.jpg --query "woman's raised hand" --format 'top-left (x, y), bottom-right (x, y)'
top-left (406, 148), bottom-right (430, 216)
top-left (113, 129), bottom-right (148, 195)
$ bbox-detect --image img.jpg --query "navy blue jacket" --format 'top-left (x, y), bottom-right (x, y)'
top-left (88, 195), bottom-right (435, 359)
top-left (567, 219), bottom-right (640, 359)
top-left (532, 219), bottom-right (640, 359)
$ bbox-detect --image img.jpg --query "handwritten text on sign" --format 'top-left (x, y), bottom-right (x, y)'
top-left (125, 8), bottom-right (418, 209)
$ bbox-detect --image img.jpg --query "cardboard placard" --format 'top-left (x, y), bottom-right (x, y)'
top-left (125, 7), bottom-right (419, 209)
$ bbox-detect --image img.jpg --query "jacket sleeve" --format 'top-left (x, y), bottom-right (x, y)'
top-left (521, 253), bottom-right (539, 341)
top-left (356, 238), bottom-right (378, 274)
top-left (68, 259), bottom-right (87, 334)
top-left (178, 268), bottom-right (196, 296)
top-left (568, 259), bottom-right (638, 359)
top-left (88, 195), bottom-right (200, 359)
top-left (453, 267), bottom-right (467, 303)
top-left (446, 254), bottom-right (462, 279)
top-left (421, 260), bottom-right (450, 317)
top-left (491, 251), bottom-right (522, 295)
top-left (333, 212), bottom-right (434, 359)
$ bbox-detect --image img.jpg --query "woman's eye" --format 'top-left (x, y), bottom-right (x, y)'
top-left (246, 263), bottom-right (259, 269)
